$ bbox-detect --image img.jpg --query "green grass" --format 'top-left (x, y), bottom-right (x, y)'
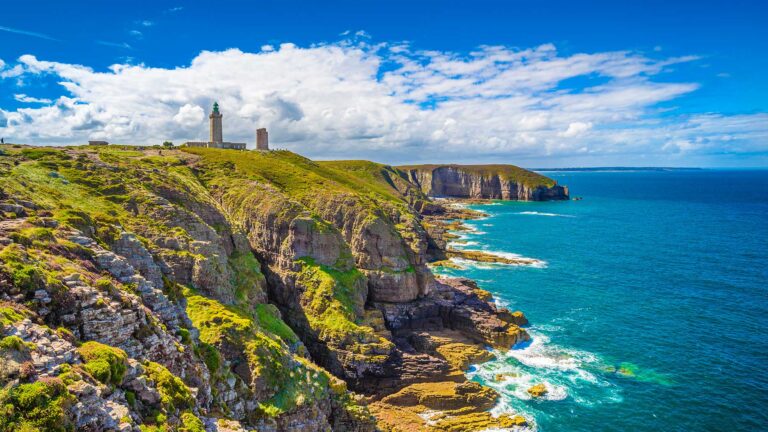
top-left (295, 258), bottom-right (392, 356)
top-left (181, 286), bottom-right (337, 417)
top-left (2, 160), bottom-right (129, 233)
top-left (0, 335), bottom-right (36, 351)
top-left (20, 147), bottom-right (70, 161)
top-left (10, 227), bottom-right (55, 247)
top-left (1, 244), bottom-right (49, 293)
top-left (184, 148), bottom-right (413, 211)
top-left (229, 251), bottom-right (267, 307)
top-left (183, 288), bottom-right (254, 346)
top-left (255, 304), bottom-right (299, 344)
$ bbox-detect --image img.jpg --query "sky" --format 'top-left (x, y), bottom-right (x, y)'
top-left (1, 0), bottom-right (766, 167)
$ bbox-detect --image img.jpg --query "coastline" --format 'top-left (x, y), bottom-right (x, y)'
top-left (367, 198), bottom-right (540, 431)
top-left (0, 145), bottom-right (564, 431)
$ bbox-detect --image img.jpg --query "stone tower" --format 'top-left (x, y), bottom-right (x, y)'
top-left (256, 128), bottom-right (269, 150)
top-left (209, 102), bottom-right (223, 144)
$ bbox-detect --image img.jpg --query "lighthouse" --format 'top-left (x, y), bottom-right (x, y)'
top-left (209, 102), bottom-right (223, 144)
top-left (182, 102), bottom-right (246, 150)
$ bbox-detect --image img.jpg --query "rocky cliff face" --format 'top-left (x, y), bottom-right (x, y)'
top-left (401, 164), bottom-right (569, 200)
top-left (0, 145), bottom-right (562, 431)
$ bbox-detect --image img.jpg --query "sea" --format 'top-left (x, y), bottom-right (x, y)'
top-left (432, 169), bottom-right (768, 431)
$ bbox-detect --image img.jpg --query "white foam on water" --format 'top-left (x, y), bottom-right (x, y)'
top-left (478, 250), bottom-right (549, 268)
top-left (438, 197), bottom-right (619, 424)
top-left (450, 254), bottom-right (548, 269)
top-left (506, 334), bottom-right (582, 370)
top-left (516, 211), bottom-right (574, 218)
top-left (467, 329), bottom-right (622, 422)
top-left (443, 200), bottom-right (469, 209)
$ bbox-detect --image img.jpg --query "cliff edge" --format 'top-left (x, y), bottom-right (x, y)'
top-left (0, 145), bottom-right (559, 431)
top-left (399, 164), bottom-right (569, 201)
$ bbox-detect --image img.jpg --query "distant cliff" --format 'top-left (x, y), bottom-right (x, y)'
top-left (399, 164), bottom-right (569, 201)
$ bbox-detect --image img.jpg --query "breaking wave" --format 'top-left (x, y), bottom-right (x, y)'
top-left (466, 329), bottom-right (623, 427)
top-left (516, 211), bottom-right (574, 218)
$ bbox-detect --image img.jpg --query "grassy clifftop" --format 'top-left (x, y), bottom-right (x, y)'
top-left (397, 163), bottom-right (557, 188)
top-left (185, 149), bottom-right (414, 208)
top-left (0, 144), bottom-right (378, 430)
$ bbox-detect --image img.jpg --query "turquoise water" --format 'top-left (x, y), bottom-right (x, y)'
top-left (433, 170), bottom-right (768, 431)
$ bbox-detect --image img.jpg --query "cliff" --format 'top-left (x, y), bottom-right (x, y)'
top-left (399, 164), bottom-right (569, 200)
top-left (0, 145), bottom-right (556, 431)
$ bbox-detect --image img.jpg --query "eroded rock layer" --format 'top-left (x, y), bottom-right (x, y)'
top-left (400, 164), bottom-right (569, 200)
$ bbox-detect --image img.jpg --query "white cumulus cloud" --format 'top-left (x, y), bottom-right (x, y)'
top-left (560, 122), bottom-right (593, 138)
top-left (0, 37), bottom-right (766, 166)
top-left (173, 104), bottom-right (205, 127)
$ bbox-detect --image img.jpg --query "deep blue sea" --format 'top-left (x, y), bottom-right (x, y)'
top-left (433, 170), bottom-right (768, 431)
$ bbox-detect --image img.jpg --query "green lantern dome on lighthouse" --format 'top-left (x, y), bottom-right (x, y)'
top-left (212, 102), bottom-right (220, 114)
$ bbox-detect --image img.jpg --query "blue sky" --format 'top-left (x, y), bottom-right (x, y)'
top-left (1, 0), bottom-right (766, 166)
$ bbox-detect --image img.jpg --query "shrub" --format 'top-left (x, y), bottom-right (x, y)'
top-left (0, 378), bottom-right (73, 431)
top-left (178, 328), bottom-right (191, 345)
top-left (94, 278), bottom-right (113, 291)
top-left (77, 341), bottom-right (128, 385)
top-left (0, 304), bottom-right (30, 327)
top-left (0, 335), bottom-right (35, 351)
top-left (10, 227), bottom-right (55, 246)
top-left (125, 390), bottom-right (136, 407)
top-left (196, 342), bottom-right (220, 372)
top-left (179, 411), bottom-right (205, 432)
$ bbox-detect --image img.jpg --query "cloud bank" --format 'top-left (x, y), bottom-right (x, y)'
top-left (0, 38), bottom-right (766, 165)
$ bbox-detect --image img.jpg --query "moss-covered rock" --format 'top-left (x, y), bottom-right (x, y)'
top-left (143, 361), bottom-right (194, 412)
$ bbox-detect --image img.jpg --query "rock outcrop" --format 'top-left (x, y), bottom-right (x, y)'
top-left (400, 164), bottom-right (569, 200)
top-left (0, 145), bottom-right (562, 431)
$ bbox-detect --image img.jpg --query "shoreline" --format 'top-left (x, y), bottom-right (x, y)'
top-left (422, 199), bottom-right (545, 426)
top-left (367, 198), bottom-right (540, 431)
